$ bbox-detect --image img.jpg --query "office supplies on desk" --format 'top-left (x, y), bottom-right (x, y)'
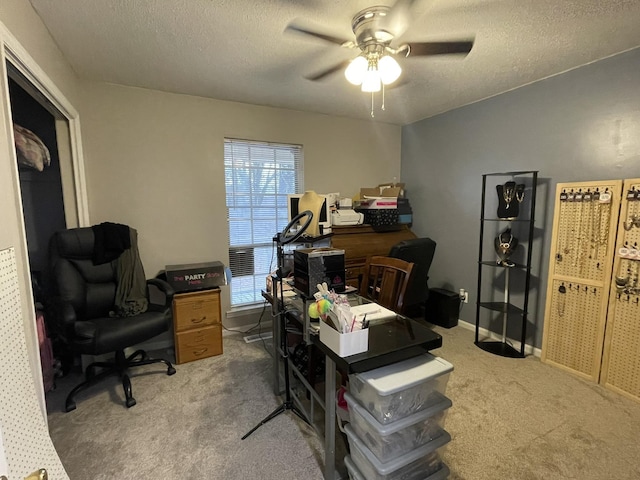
top-left (319, 320), bottom-right (369, 357)
top-left (333, 303), bottom-right (354, 333)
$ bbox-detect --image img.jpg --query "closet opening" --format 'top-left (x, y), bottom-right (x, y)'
top-left (7, 60), bottom-right (80, 396)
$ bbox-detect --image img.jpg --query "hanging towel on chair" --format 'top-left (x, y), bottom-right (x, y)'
top-left (91, 222), bottom-right (148, 316)
top-left (112, 228), bottom-right (148, 317)
top-left (92, 222), bottom-right (131, 265)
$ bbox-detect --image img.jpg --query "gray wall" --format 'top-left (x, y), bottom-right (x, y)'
top-left (401, 47), bottom-right (640, 348)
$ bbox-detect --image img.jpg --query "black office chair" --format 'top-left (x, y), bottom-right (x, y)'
top-left (389, 237), bottom-right (437, 317)
top-left (47, 226), bottom-right (176, 412)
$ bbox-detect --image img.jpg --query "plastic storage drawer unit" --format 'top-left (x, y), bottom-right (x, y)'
top-left (345, 424), bottom-right (450, 480)
top-left (345, 391), bottom-right (452, 463)
top-left (344, 455), bottom-right (366, 480)
top-left (349, 353), bottom-right (453, 424)
top-left (345, 455), bottom-right (450, 480)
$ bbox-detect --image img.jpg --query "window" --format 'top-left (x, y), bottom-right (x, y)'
top-left (224, 138), bottom-right (303, 306)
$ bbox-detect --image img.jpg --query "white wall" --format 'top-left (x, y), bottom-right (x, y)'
top-left (79, 82), bottom-right (402, 325)
top-left (2, 0), bottom-right (401, 337)
top-left (0, 0), bottom-right (80, 106)
top-left (0, 0), bottom-right (82, 415)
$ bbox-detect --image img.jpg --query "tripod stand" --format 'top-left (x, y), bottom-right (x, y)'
top-left (242, 211), bottom-right (313, 440)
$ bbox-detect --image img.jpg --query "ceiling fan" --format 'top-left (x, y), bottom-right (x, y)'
top-left (286, 0), bottom-right (474, 114)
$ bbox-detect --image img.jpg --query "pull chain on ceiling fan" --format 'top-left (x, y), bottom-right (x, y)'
top-left (286, 1), bottom-right (474, 117)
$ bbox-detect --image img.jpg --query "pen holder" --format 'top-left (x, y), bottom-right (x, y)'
top-left (319, 320), bottom-right (369, 357)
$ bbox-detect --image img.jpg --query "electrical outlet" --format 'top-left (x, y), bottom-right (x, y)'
top-left (463, 291), bottom-right (469, 303)
top-left (459, 288), bottom-right (469, 304)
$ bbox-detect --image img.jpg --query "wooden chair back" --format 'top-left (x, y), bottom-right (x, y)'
top-left (359, 255), bottom-right (415, 315)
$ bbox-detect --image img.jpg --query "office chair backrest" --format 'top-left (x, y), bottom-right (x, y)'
top-left (389, 237), bottom-right (437, 308)
top-left (359, 255), bottom-right (414, 314)
top-left (49, 228), bottom-right (118, 320)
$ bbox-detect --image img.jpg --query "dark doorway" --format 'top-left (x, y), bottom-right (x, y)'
top-left (8, 74), bottom-right (67, 302)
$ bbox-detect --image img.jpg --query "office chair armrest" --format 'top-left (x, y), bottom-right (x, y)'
top-left (146, 278), bottom-right (175, 309)
top-left (45, 297), bottom-right (77, 341)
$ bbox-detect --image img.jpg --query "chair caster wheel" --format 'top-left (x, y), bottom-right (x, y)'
top-left (65, 401), bottom-right (76, 412)
top-left (126, 397), bottom-right (137, 408)
top-left (167, 366), bottom-right (176, 376)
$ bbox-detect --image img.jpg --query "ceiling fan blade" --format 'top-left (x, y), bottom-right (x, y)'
top-left (406, 40), bottom-right (474, 57)
top-left (386, 77), bottom-right (410, 90)
top-left (305, 60), bottom-right (351, 82)
top-left (285, 24), bottom-right (353, 47)
top-left (381, 0), bottom-right (423, 38)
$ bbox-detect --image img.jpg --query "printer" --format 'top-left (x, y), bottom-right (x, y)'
top-left (331, 209), bottom-right (364, 226)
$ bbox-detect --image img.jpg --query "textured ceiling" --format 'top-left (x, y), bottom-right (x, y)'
top-left (29, 0), bottom-right (640, 125)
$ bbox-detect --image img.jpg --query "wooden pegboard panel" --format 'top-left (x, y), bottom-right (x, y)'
top-left (551, 183), bottom-right (618, 282)
top-left (542, 180), bottom-right (622, 381)
top-left (542, 279), bottom-right (606, 379)
top-left (601, 178), bottom-right (640, 402)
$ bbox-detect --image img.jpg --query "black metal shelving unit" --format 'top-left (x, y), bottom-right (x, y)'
top-left (475, 171), bottom-right (538, 358)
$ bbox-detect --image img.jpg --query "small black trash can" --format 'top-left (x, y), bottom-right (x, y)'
top-left (425, 288), bottom-right (460, 328)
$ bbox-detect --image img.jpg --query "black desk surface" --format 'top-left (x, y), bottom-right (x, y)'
top-left (311, 317), bottom-right (442, 374)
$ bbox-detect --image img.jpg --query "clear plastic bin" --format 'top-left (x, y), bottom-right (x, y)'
top-left (345, 424), bottom-right (450, 480)
top-left (345, 455), bottom-right (450, 480)
top-left (345, 390), bottom-right (451, 463)
top-left (344, 455), bottom-right (366, 480)
top-left (349, 353), bottom-right (453, 424)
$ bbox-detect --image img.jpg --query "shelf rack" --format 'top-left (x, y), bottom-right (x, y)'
top-left (475, 170), bottom-right (538, 358)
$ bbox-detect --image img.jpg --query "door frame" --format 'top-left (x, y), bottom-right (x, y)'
top-left (0, 20), bottom-right (89, 417)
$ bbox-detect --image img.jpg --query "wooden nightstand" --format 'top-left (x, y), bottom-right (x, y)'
top-left (172, 288), bottom-right (223, 364)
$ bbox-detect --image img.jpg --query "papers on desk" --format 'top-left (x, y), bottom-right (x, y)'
top-left (349, 303), bottom-right (397, 325)
top-left (308, 302), bottom-right (396, 336)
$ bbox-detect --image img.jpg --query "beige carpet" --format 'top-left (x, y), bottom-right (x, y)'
top-left (46, 325), bottom-right (640, 479)
top-left (46, 332), bottom-right (325, 479)
top-left (432, 325), bottom-right (640, 480)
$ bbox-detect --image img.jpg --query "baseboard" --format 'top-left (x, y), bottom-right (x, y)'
top-left (457, 319), bottom-right (541, 358)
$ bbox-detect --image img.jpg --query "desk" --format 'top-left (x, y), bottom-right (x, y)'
top-left (330, 225), bottom-right (416, 288)
top-left (312, 317), bottom-right (442, 480)
top-left (262, 288), bottom-right (442, 479)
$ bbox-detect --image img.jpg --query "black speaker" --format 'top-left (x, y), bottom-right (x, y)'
top-left (425, 288), bottom-right (460, 328)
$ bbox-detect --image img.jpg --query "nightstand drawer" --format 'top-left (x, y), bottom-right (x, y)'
top-left (175, 325), bottom-right (222, 364)
top-left (173, 290), bottom-right (220, 332)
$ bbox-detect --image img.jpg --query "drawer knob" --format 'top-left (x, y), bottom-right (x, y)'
top-left (191, 316), bottom-right (206, 324)
top-left (193, 348), bottom-right (208, 356)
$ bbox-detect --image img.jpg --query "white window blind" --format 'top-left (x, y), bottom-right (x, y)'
top-left (224, 138), bottom-right (303, 306)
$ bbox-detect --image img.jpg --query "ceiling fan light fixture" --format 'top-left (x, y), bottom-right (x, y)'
top-left (361, 68), bottom-right (381, 92)
top-left (379, 55), bottom-right (401, 84)
top-left (345, 56), bottom-right (368, 85)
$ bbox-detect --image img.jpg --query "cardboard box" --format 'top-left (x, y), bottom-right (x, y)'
top-left (355, 197), bottom-right (398, 209)
top-left (319, 320), bottom-right (369, 357)
top-left (294, 247), bottom-right (346, 297)
top-left (359, 182), bottom-right (405, 199)
top-left (165, 261), bottom-right (227, 293)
